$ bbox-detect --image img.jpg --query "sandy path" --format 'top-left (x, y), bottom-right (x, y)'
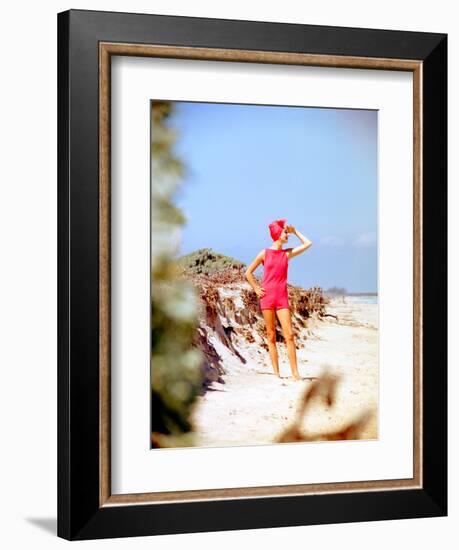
top-left (191, 298), bottom-right (378, 447)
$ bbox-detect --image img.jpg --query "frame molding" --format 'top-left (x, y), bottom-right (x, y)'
top-left (58, 9), bottom-right (447, 540)
top-left (99, 42), bottom-right (423, 506)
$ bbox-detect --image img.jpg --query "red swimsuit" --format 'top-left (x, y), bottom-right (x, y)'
top-left (259, 247), bottom-right (291, 311)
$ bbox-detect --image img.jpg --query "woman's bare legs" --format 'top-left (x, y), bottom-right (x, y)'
top-left (276, 308), bottom-right (301, 380)
top-left (261, 309), bottom-right (281, 377)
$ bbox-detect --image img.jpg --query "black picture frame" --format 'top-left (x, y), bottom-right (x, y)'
top-left (57, 9), bottom-right (447, 541)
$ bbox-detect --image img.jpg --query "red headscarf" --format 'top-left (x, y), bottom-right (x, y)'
top-left (269, 218), bottom-right (287, 241)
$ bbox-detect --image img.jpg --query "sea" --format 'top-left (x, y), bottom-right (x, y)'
top-left (344, 295), bottom-right (378, 305)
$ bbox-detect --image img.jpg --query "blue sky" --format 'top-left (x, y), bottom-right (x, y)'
top-left (157, 101), bottom-right (378, 293)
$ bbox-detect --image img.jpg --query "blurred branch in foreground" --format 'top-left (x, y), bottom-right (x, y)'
top-left (150, 100), bottom-right (204, 449)
top-left (275, 371), bottom-right (375, 443)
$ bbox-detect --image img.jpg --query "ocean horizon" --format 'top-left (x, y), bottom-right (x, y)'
top-left (344, 294), bottom-right (378, 305)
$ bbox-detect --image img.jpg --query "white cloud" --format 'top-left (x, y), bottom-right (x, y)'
top-left (354, 232), bottom-right (377, 247)
top-left (319, 236), bottom-right (346, 246)
top-left (318, 233), bottom-right (377, 248)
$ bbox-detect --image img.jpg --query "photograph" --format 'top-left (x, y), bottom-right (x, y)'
top-left (150, 99), bottom-right (379, 449)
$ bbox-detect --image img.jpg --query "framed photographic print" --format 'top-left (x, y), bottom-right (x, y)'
top-left (57, 9), bottom-right (447, 541)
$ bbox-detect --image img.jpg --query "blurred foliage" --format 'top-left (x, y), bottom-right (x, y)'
top-left (275, 370), bottom-right (375, 442)
top-left (150, 101), bottom-right (204, 449)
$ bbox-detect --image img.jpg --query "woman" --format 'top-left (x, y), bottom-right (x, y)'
top-left (245, 219), bottom-right (313, 381)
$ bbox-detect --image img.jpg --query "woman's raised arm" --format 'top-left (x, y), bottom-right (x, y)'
top-left (286, 226), bottom-right (312, 259)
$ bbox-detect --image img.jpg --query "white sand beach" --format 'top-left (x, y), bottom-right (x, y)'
top-left (191, 296), bottom-right (378, 447)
